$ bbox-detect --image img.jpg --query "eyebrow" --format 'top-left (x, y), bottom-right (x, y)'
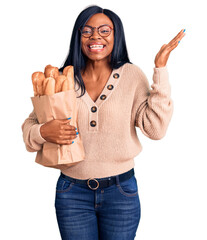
top-left (84, 24), bottom-right (111, 28)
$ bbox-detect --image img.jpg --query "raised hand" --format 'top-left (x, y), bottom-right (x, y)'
top-left (154, 29), bottom-right (186, 68)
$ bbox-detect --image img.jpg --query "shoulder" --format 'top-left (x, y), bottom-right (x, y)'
top-left (123, 63), bottom-right (145, 76)
top-left (121, 62), bottom-right (148, 83)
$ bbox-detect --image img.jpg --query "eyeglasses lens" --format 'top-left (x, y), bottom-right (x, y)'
top-left (81, 26), bottom-right (111, 37)
top-left (99, 26), bottom-right (111, 36)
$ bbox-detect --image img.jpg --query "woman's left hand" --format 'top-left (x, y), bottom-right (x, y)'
top-left (154, 29), bottom-right (186, 68)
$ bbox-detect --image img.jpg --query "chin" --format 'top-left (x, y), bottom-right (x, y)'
top-left (85, 54), bottom-right (111, 62)
top-left (89, 56), bottom-right (107, 61)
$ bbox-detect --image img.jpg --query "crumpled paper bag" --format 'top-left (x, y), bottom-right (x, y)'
top-left (31, 89), bottom-right (85, 170)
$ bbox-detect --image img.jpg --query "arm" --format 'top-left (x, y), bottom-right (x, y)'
top-left (21, 109), bottom-right (78, 152)
top-left (21, 109), bottom-right (46, 152)
top-left (135, 28), bottom-right (185, 139)
top-left (135, 66), bottom-right (173, 140)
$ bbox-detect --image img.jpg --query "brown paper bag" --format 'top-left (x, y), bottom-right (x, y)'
top-left (31, 89), bottom-right (85, 170)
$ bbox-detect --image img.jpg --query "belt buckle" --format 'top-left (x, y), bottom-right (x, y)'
top-left (87, 178), bottom-right (99, 190)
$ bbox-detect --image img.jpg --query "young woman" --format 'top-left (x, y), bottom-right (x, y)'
top-left (22, 5), bottom-right (185, 240)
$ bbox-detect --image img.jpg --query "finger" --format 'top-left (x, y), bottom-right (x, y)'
top-left (160, 44), bottom-right (167, 51)
top-left (179, 32), bottom-right (186, 41)
top-left (59, 130), bottom-right (77, 139)
top-left (57, 118), bottom-right (71, 123)
top-left (58, 118), bottom-right (72, 127)
top-left (56, 139), bottom-right (75, 145)
top-left (173, 29), bottom-right (185, 41)
top-left (168, 29), bottom-right (185, 45)
top-left (174, 32), bottom-right (186, 43)
top-left (167, 33), bottom-right (185, 51)
top-left (59, 133), bottom-right (77, 140)
top-left (157, 43), bottom-right (171, 55)
top-left (60, 124), bottom-right (76, 131)
top-left (167, 40), bottom-right (180, 52)
top-left (65, 126), bottom-right (77, 131)
top-left (63, 129), bottom-right (77, 137)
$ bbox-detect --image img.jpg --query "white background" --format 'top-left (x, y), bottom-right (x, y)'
top-left (1, 0), bottom-right (206, 239)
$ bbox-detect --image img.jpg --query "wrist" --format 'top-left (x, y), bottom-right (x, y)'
top-left (40, 123), bottom-right (47, 140)
top-left (155, 64), bottom-right (166, 68)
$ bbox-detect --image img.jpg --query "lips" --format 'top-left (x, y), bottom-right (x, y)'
top-left (86, 44), bottom-right (106, 53)
top-left (87, 44), bottom-right (106, 49)
top-left (89, 45), bottom-right (105, 49)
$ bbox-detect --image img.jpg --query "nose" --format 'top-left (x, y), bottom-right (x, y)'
top-left (90, 28), bottom-right (101, 39)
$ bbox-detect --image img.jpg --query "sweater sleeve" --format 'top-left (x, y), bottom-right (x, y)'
top-left (134, 66), bottom-right (174, 140)
top-left (21, 109), bottom-right (47, 152)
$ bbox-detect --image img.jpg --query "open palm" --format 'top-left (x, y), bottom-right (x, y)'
top-left (154, 29), bottom-right (186, 68)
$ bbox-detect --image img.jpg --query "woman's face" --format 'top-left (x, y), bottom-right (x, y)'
top-left (81, 13), bottom-right (114, 63)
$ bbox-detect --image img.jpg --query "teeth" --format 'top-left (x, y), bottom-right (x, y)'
top-left (89, 45), bottom-right (104, 49)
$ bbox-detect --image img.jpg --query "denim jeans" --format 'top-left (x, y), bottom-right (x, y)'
top-left (54, 171), bottom-right (141, 240)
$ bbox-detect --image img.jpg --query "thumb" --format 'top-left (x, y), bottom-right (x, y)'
top-left (58, 117), bottom-right (72, 124)
top-left (161, 44), bottom-right (167, 49)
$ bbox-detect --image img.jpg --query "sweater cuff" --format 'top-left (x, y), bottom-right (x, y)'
top-left (31, 123), bottom-right (47, 145)
top-left (153, 65), bottom-right (170, 89)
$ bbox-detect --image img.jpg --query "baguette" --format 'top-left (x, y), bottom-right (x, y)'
top-left (63, 65), bottom-right (73, 76)
top-left (44, 64), bottom-right (59, 79)
top-left (32, 64), bottom-right (72, 96)
top-left (32, 72), bottom-right (45, 96)
top-left (31, 73), bottom-right (38, 96)
top-left (55, 75), bottom-right (67, 93)
top-left (43, 77), bottom-right (55, 95)
top-left (62, 65), bottom-right (74, 90)
top-left (62, 78), bottom-right (70, 91)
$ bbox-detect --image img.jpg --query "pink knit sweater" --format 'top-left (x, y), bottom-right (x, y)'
top-left (21, 63), bottom-right (173, 179)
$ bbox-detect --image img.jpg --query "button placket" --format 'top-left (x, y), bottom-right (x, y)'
top-left (88, 69), bottom-right (121, 131)
top-left (113, 73), bottom-right (120, 79)
top-left (97, 71), bottom-right (119, 105)
top-left (89, 109), bottom-right (98, 131)
top-left (93, 69), bottom-right (118, 107)
top-left (91, 106), bottom-right (97, 113)
top-left (100, 94), bottom-right (107, 100)
top-left (76, 64), bottom-right (125, 132)
top-left (107, 84), bottom-right (114, 90)
top-left (89, 105), bottom-right (98, 130)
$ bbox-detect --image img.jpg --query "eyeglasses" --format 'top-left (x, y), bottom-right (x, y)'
top-left (79, 24), bottom-right (114, 38)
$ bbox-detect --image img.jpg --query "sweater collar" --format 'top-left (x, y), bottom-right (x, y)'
top-left (75, 64), bottom-right (125, 109)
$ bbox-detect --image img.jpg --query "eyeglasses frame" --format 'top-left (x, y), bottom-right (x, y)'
top-left (79, 24), bottom-right (114, 38)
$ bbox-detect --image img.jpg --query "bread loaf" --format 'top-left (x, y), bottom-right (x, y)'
top-left (43, 77), bottom-right (55, 95)
top-left (32, 72), bottom-right (45, 96)
top-left (55, 75), bottom-right (67, 93)
top-left (62, 65), bottom-right (74, 90)
top-left (32, 65), bottom-right (75, 96)
top-left (44, 64), bottom-right (59, 79)
top-left (31, 73), bottom-right (38, 96)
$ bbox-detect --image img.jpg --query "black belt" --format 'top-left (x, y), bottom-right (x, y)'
top-left (60, 168), bottom-right (134, 190)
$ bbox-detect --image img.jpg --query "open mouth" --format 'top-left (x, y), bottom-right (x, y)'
top-left (87, 44), bottom-right (106, 50)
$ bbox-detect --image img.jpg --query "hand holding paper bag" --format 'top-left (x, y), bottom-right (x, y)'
top-left (31, 65), bottom-right (85, 169)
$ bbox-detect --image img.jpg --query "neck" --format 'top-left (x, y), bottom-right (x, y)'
top-left (81, 59), bottom-right (112, 82)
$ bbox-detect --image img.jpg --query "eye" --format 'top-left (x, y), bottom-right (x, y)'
top-left (83, 30), bottom-right (91, 33)
top-left (100, 27), bottom-right (110, 31)
top-left (99, 26), bottom-right (111, 35)
top-left (82, 27), bottom-right (92, 34)
top-left (100, 29), bottom-right (110, 33)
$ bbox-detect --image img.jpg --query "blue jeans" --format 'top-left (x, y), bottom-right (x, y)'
top-left (54, 171), bottom-right (141, 240)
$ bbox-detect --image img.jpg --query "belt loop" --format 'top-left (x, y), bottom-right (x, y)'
top-left (115, 175), bottom-right (120, 186)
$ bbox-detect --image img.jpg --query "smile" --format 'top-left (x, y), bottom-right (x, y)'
top-left (87, 44), bottom-right (106, 52)
top-left (89, 45), bottom-right (105, 49)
